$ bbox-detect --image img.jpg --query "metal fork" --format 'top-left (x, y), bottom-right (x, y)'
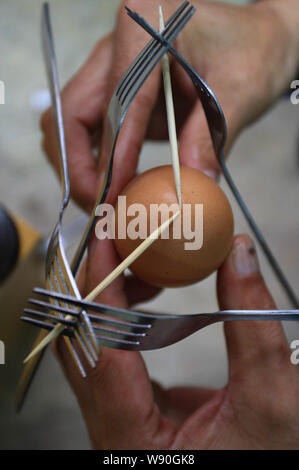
top-left (40, 3), bottom-right (98, 370)
top-left (19, 1), bottom-right (299, 408)
top-left (15, 3), bottom-right (99, 411)
top-left (126, 6), bottom-right (299, 310)
top-left (16, 1), bottom-right (195, 410)
top-left (22, 4), bottom-right (299, 352)
top-left (22, 288), bottom-right (299, 351)
top-left (70, 0), bottom-right (196, 275)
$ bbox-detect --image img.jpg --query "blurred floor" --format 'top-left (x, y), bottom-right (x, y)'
top-left (0, 0), bottom-right (298, 449)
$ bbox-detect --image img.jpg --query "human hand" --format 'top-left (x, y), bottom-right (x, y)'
top-left (41, 0), bottom-right (299, 212)
top-left (54, 234), bottom-right (299, 449)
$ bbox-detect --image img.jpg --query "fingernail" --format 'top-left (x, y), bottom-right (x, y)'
top-left (231, 238), bottom-right (259, 277)
top-left (201, 168), bottom-right (220, 182)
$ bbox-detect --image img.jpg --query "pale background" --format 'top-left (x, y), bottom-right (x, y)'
top-left (0, 0), bottom-right (298, 449)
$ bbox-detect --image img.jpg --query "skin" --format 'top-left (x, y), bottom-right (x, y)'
top-left (41, 0), bottom-right (299, 210)
top-left (41, 0), bottom-right (299, 449)
top-left (54, 234), bottom-right (299, 449)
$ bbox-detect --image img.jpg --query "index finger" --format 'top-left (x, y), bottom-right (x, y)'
top-left (217, 234), bottom-right (292, 384)
top-left (41, 33), bottom-right (114, 211)
top-left (96, 0), bottom-right (165, 204)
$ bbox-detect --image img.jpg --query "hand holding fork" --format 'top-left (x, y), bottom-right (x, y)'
top-left (53, 233), bottom-right (299, 450)
top-left (17, 2), bottom-right (299, 411)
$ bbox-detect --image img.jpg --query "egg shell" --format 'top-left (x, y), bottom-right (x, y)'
top-left (114, 165), bottom-right (234, 287)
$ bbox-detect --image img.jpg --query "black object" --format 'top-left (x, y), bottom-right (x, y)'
top-left (0, 205), bottom-right (19, 283)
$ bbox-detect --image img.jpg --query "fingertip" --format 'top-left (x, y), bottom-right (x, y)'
top-left (201, 168), bottom-right (220, 182)
top-left (178, 103), bottom-right (221, 180)
top-left (217, 234), bottom-right (275, 311)
top-left (179, 146), bottom-right (221, 182)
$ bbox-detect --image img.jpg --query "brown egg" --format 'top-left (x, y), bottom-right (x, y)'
top-left (114, 165), bottom-right (234, 287)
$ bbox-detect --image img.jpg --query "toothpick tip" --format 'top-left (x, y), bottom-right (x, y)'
top-left (23, 354), bottom-right (32, 364)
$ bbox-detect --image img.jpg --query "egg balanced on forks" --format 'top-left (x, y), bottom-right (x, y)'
top-left (114, 165), bottom-right (234, 288)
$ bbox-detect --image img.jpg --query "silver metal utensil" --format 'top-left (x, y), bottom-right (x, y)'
top-left (16, 1), bottom-right (195, 411)
top-left (70, 0), bottom-right (196, 275)
top-left (24, 4), bottom-right (299, 353)
top-left (22, 288), bottom-right (299, 352)
top-left (15, 2), bottom-right (99, 411)
top-left (18, 0), bottom-right (299, 409)
top-left (127, 6), bottom-right (299, 309)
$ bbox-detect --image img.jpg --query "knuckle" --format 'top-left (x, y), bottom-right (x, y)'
top-left (117, 0), bottom-right (146, 25)
top-left (117, 0), bottom-right (127, 21)
top-left (119, 0), bottom-right (138, 12)
top-left (91, 32), bottom-right (113, 58)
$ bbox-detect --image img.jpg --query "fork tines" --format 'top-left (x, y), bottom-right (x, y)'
top-left (22, 1), bottom-right (195, 365)
top-left (32, 287), bottom-right (153, 325)
top-left (22, 288), bottom-right (153, 351)
top-left (70, 2), bottom-right (196, 276)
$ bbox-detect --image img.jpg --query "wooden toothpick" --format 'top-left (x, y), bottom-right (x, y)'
top-left (24, 211), bottom-right (180, 363)
top-left (159, 4), bottom-right (182, 208)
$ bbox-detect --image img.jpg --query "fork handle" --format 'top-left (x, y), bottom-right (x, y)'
top-left (216, 310), bottom-right (299, 322)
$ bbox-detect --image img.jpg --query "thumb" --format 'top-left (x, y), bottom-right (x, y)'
top-left (217, 234), bottom-right (290, 383)
top-left (80, 237), bottom-right (165, 448)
